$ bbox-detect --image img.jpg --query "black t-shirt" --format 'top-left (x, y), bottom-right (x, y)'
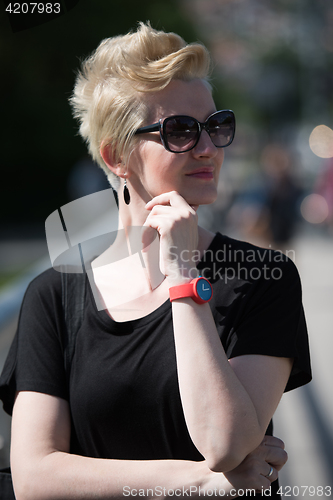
top-left (0, 233), bottom-right (311, 482)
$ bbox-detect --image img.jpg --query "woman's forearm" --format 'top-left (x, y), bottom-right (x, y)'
top-left (143, 193), bottom-right (263, 468)
top-left (11, 392), bottom-right (229, 500)
top-left (13, 453), bottom-right (231, 500)
top-left (171, 298), bottom-right (263, 471)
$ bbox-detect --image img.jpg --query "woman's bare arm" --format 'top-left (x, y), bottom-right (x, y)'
top-left (144, 191), bottom-right (293, 472)
top-left (172, 298), bottom-right (292, 471)
top-left (11, 391), bottom-right (287, 500)
top-left (11, 391), bottom-right (207, 500)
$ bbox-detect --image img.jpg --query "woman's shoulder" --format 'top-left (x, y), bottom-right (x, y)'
top-left (24, 268), bottom-right (88, 318)
top-left (199, 232), bottom-right (301, 295)
top-left (25, 267), bottom-right (63, 297)
top-left (21, 268), bottom-right (75, 317)
top-left (209, 232), bottom-right (297, 271)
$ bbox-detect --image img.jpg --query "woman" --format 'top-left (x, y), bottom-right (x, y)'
top-left (0, 23), bottom-right (311, 499)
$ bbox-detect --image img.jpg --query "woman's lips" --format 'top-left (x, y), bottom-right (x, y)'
top-left (186, 168), bottom-right (214, 179)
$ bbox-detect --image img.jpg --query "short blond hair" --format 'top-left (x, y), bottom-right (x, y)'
top-left (70, 22), bottom-right (211, 189)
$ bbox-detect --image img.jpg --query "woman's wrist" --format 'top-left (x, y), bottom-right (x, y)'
top-left (200, 464), bottom-right (235, 497)
top-left (166, 265), bottom-right (199, 288)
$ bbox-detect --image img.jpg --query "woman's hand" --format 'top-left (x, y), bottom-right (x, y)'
top-left (203, 436), bottom-right (287, 496)
top-left (144, 191), bottom-right (199, 285)
top-left (223, 436), bottom-right (287, 493)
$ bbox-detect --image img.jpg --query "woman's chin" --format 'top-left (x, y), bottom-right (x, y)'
top-left (183, 189), bottom-right (218, 207)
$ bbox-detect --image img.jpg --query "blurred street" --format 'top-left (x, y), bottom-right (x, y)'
top-left (0, 230), bottom-right (332, 498)
top-left (273, 231), bottom-right (333, 498)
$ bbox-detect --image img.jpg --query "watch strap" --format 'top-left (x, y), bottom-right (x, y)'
top-left (169, 282), bottom-right (194, 302)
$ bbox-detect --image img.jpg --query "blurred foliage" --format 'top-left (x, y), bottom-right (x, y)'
top-left (0, 0), bottom-right (202, 229)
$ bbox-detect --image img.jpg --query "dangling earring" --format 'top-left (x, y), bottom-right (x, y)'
top-left (123, 174), bottom-right (130, 205)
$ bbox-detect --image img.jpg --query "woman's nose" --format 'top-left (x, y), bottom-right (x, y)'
top-left (192, 130), bottom-right (218, 158)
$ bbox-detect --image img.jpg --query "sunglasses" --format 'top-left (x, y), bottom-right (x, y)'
top-left (134, 110), bottom-right (235, 153)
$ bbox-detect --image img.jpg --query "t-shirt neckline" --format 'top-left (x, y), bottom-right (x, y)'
top-left (89, 232), bottom-right (223, 330)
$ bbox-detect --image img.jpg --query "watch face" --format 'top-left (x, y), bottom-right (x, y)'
top-left (196, 278), bottom-right (212, 302)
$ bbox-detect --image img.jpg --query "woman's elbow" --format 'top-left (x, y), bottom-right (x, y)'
top-left (12, 459), bottom-right (55, 500)
top-left (206, 449), bottom-right (246, 473)
top-left (12, 470), bottom-right (40, 500)
top-left (204, 433), bottom-right (263, 473)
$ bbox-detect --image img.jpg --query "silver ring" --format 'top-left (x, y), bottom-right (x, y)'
top-left (265, 466), bottom-right (274, 478)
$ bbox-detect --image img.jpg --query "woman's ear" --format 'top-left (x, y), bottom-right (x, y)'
top-left (100, 142), bottom-right (123, 176)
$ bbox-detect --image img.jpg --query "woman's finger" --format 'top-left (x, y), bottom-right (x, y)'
top-left (262, 435), bottom-right (285, 449)
top-left (260, 465), bottom-right (278, 483)
top-left (145, 191), bottom-right (196, 213)
top-left (263, 444), bottom-right (288, 470)
top-left (147, 205), bottom-right (178, 216)
top-left (143, 215), bottom-right (175, 238)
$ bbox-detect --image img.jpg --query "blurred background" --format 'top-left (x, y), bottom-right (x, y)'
top-left (0, 0), bottom-right (332, 497)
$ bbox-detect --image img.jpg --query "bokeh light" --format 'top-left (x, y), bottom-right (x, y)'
top-left (300, 194), bottom-right (329, 224)
top-left (309, 125), bottom-right (333, 158)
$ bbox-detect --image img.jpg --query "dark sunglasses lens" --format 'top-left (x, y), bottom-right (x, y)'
top-left (207, 112), bottom-right (235, 147)
top-left (164, 117), bottom-right (199, 152)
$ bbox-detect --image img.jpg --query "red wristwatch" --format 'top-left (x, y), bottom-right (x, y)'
top-left (169, 277), bottom-right (213, 304)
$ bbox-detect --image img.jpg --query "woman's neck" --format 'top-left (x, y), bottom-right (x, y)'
top-left (116, 175), bottom-right (156, 229)
top-left (91, 188), bottom-right (216, 319)
top-left (115, 187), bottom-right (216, 259)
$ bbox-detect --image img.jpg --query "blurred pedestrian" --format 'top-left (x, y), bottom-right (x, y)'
top-left (261, 145), bottom-right (300, 250)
